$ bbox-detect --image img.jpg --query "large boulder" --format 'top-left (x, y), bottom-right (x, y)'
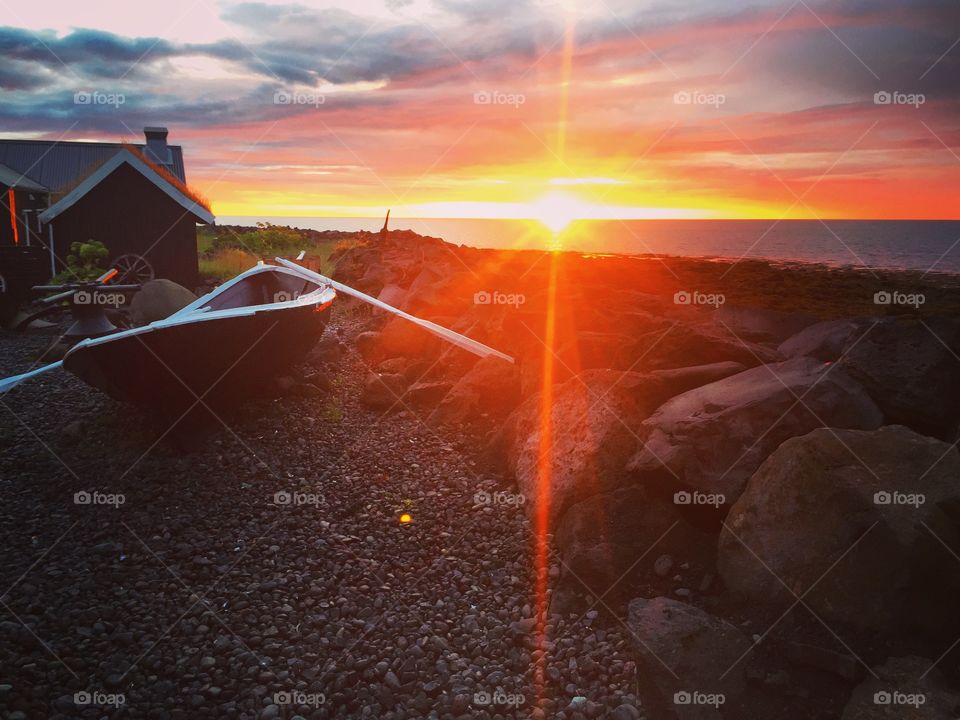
top-left (505, 370), bottom-right (677, 524)
top-left (554, 331), bottom-right (638, 373)
top-left (331, 244), bottom-right (380, 285)
top-left (627, 597), bottom-right (752, 720)
top-left (651, 361), bottom-right (747, 391)
top-left (628, 357), bottom-right (883, 506)
top-left (555, 485), bottom-right (716, 606)
top-left (514, 320), bottom-right (775, 398)
top-left (129, 279), bottom-right (197, 326)
top-left (711, 304), bottom-right (820, 344)
top-left (430, 356), bottom-right (520, 426)
top-left (842, 656), bottom-right (959, 720)
top-left (837, 317), bottom-right (960, 440)
top-left (354, 331), bottom-right (381, 364)
top-left (617, 322), bottom-right (779, 373)
top-left (359, 316), bottom-right (440, 365)
top-left (404, 270), bottom-right (476, 317)
top-left (376, 284), bottom-right (408, 308)
top-left (719, 426), bottom-right (960, 641)
top-left (404, 380), bottom-right (453, 409)
top-left (778, 318), bottom-right (872, 361)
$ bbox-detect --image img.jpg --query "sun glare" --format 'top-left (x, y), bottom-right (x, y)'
top-left (528, 191), bottom-right (586, 232)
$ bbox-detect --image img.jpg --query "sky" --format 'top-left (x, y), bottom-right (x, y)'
top-left (2, 0), bottom-right (958, 220)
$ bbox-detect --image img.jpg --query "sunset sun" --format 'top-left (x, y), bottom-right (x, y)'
top-left (528, 191), bottom-right (586, 232)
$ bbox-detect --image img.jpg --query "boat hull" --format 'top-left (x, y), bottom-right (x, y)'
top-left (63, 302), bottom-right (330, 412)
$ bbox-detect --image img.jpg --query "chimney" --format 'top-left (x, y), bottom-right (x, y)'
top-left (143, 126), bottom-right (171, 166)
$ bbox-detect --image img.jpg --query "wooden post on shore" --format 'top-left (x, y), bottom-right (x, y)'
top-left (380, 209), bottom-right (390, 242)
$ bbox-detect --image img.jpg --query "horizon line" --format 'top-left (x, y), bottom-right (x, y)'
top-left (215, 215), bottom-right (960, 222)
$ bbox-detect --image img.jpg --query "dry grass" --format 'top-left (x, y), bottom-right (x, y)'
top-left (198, 248), bottom-right (258, 281)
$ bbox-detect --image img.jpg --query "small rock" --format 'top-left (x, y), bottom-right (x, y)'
top-left (654, 554), bottom-right (674, 578)
top-left (610, 703), bottom-right (640, 720)
top-left (384, 670), bottom-right (401, 690)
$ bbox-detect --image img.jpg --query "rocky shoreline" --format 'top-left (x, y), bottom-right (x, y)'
top-left (2, 228), bottom-right (960, 719)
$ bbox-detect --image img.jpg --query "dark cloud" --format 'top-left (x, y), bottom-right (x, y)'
top-left (0, 27), bottom-right (176, 66)
top-left (0, 60), bottom-right (52, 90)
top-left (0, 0), bottom-right (956, 136)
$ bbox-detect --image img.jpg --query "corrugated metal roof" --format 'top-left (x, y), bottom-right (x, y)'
top-left (0, 139), bottom-right (186, 194)
top-left (0, 162), bottom-right (49, 192)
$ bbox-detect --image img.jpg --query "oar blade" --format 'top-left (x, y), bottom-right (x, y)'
top-left (0, 361), bottom-right (64, 394)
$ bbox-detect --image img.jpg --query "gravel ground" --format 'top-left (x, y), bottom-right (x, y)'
top-left (0, 313), bottom-right (643, 720)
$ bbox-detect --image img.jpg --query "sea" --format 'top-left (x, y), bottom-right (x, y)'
top-left (218, 217), bottom-right (960, 274)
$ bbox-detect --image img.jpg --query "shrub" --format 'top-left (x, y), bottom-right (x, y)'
top-left (51, 240), bottom-right (109, 283)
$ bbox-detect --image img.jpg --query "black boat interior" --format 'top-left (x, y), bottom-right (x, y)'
top-left (202, 269), bottom-right (321, 311)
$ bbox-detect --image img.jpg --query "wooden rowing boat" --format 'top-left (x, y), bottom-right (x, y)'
top-left (0, 259), bottom-right (512, 411)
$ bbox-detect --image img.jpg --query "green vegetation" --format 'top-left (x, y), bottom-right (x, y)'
top-left (322, 398), bottom-right (343, 424)
top-left (197, 223), bottom-right (367, 282)
top-left (51, 240), bottom-right (109, 283)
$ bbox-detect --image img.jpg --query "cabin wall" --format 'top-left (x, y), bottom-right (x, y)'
top-left (0, 246), bottom-right (50, 299)
top-left (46, 163), bottom-right (200, 288)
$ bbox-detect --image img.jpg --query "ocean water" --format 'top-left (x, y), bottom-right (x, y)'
top-left (218, 217), bottom-right (960, 274)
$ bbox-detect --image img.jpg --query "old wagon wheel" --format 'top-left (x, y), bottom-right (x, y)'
top-left (112, 254), bottom-right (155, 284)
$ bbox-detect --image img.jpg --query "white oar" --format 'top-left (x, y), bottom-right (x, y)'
top-left (275, 257), bottom-right (515, 363)
top-left (0, 361), bottom-right (64, 394)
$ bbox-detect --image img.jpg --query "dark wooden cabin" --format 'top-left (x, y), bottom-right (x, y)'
top-left (0, 127), bottom-right (213, 296)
